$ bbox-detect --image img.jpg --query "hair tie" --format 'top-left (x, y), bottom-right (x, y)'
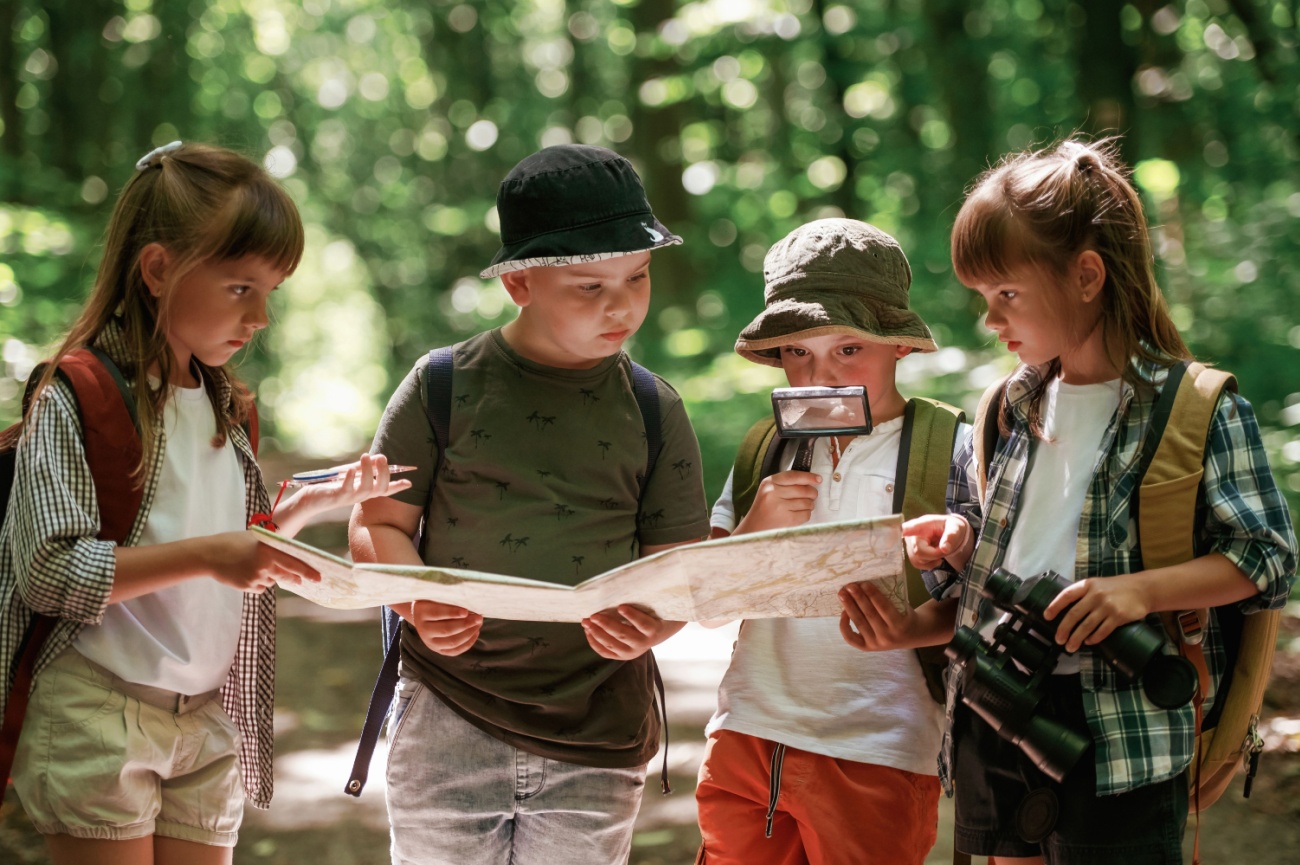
top-left (135, 140), bottom-right (183, 171)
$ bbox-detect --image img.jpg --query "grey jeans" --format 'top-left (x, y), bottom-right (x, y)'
top-left (385, 675), bottom-right (647, 865)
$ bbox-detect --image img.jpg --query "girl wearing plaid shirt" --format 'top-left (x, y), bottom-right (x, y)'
top-left (0, 143), bottom-right (407, 865)
top-left (852, 139), bottom-right (1295, 864)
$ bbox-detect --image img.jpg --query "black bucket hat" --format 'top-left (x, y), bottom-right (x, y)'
top-left (480, 144), bottom-right (683, 279)
top-left (736, 218), bottom-right (938, 366)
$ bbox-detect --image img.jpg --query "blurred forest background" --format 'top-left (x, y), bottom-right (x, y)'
top-left (2, 0), bottom-right (1299, 512)
top-left (3, 3), bottom-right (1300, 864)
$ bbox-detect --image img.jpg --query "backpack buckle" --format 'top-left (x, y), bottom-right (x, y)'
top-left (1175, 610), bottom-right (1204, 645)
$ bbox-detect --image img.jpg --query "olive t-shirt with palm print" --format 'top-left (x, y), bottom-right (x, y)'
top-left (370, 328), bottom-right (710, 768)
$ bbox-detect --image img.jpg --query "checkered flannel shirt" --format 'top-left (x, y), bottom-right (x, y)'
top-left (928, 359), bottom-right (1296, 796)
top-left (0, 324), bottom-right (279, 808)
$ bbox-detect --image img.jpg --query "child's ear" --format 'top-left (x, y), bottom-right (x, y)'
top-left (894, 345), bottom-right (913, 360)
top-left (139, 243), bottom-right (170, 298)
top-left (500, 270), bottom-right (533, 308)
top-left (1076, 249), bottom-right (1105, 303)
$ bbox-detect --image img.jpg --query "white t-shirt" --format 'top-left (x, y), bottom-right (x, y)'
top-left (706, 415), bottom-right (944, 775)
top-left (74, 384), bottom-right (247, 694)
top-left (999, 376), bottom-right (1121, 674)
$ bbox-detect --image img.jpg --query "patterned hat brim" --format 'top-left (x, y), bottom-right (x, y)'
top-left (481, 214), bottom-right (682, 279)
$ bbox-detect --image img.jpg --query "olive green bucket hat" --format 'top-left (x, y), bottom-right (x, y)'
top-left (735, 218), bottom-right (937, 366)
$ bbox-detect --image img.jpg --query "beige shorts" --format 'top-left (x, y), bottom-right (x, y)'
top-left (11, 647), bottom-right (244, 846)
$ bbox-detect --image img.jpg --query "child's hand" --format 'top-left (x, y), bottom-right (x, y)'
top-left (276, 454), bottom-right (413, 538)
top-left (735, 470), bottom-right (821, 534)
top-left (582, 605), bottom-right (684, 660)
top-left (840, 587), bottom-right (958, 652)
top-left (207, 532), bottom-right (321, 593)
top-left (1043, 576), bottom-right (1150, 653)
top-left (406, 600), bottom-right (484, 656)
top-left (902, 514), bottom-right (972, 571)
top-left (838, 581), bottom-right (917, 651)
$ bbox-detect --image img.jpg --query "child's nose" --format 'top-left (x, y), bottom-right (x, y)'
top-left (808, 356), bottom-right (836, 386)
top-left (605, 288), bottom-right (632, 317)
top-left (245, 298), bottom-right (270, 331)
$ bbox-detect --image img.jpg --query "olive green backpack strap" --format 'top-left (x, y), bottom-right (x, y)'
top-left (732, 416), bottom-right (783, 520)
top-left (893, 397), bottom-right (965, 703)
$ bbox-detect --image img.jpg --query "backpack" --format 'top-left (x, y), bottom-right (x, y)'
top-left (973, 360), bottom-right (1277, 814)
top-left (732, 397), bottom-right (965, 704)
top-left (345, 347), bottom-right (669, 797)
top-left (0, 346), bottom-right (258, 785)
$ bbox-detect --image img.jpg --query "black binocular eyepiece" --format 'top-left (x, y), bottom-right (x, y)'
top-left (945, 569), bottom-right (1199, 782)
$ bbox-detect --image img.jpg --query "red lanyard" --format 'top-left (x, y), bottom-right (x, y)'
top-left (248, 479), bottom-right (289, 532)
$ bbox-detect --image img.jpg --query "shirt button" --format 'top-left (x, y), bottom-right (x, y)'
top-left (885, 483), bottom-right (894, 493)
top-left (1000, 517), bottom-right (1008, 528)
top-left (833, 472), bottom-right (842, 482)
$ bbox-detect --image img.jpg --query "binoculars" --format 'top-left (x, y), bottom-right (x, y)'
top-left (946, 569), bottom-right (1198, 781)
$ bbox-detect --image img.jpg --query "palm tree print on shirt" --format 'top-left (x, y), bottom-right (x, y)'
top-left (672, 458), bottom-right (692, 480)
top-left (470, 429), bottom-right (491, 448)
top-left (596, 440), bottom-right (611, 459)
top-left (499, 533), bottom-right (529, 552)
top-left (495, 480), bottom-right (510, 499)
top-left (579, 388), bottom-right (600, 405)
top-left (572, 555), bottom-right (584, 574)
top-left (526, 410), bottom-right (544, 430)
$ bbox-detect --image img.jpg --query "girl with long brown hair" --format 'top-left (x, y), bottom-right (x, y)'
top-left (893, 137), bottom-right (1293, 864)
top-left (0, 141), bottom-right (408, 865)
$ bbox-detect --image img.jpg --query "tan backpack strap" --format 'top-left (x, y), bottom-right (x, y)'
top-left (1138, 363), bottom-right (1236, 571)
top-left (972, 376), bottom-right (1008, 507)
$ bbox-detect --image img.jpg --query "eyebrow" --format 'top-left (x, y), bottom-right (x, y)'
top-left (566, 267), bottom-right (648, 279)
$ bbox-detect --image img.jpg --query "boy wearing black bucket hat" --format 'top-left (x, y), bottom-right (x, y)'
top-left (694, 219), bottom-right (962, 865)
top-left (349, 145), bottom-right (709, 865)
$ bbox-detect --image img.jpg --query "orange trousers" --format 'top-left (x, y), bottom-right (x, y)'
top-left (695, 730), bottom-right (940, 865)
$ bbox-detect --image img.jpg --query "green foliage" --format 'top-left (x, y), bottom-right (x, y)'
top-left (2, 0), bottom-right (1298, 515)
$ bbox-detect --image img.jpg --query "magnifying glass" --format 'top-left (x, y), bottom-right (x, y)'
top-left (770, 386), bottom-right (873, 471)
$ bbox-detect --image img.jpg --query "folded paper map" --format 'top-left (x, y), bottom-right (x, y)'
top-left (252, 514), bottom-right (905, 623)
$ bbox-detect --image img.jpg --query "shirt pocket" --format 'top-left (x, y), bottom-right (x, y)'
top-left (856, 471), bottom-right (895, 518)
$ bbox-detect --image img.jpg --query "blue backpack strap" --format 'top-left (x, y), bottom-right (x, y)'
top-left (346, 346), bottom-right (455, 797)
top-left (629, 360), bottom-right (675, 793)
top-left (628, 361), bottom-right (662, 494)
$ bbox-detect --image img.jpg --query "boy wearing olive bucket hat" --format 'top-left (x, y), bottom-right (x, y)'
top-left (351, 145), bottom-right (710, 865)
top-left (695, 218), bottom-right (965, 865)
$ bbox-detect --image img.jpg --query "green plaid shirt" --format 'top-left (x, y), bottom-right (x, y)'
top-left (932, 359), bottom-right (1296, 795)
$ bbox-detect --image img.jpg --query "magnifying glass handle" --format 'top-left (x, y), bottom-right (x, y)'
top-left (791, 439), bottom-right (815, 472)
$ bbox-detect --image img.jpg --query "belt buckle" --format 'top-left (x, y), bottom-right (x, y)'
top-left (1176, 610), bottom-right (1204, 646)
